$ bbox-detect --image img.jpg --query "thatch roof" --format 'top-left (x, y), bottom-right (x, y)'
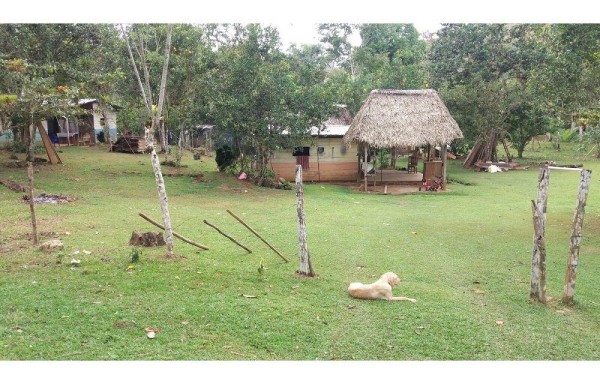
top-left (343, 89), bottom-right (463, 148)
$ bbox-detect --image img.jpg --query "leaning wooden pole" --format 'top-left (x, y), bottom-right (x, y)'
top-left (138, 212), bottom-right (209, 251)
top-left (226, 209), bottom-right (289, 262)
top-left (562, 169), bottom-right (592, 305)
top-left (530, 167), bottom-right (549, 303)
top-left (203, 220), bottom-right (252, 253)
top-left (27, 162), bottom-right (39, 245)
top-left (295, 165), bottom-right (315, 276)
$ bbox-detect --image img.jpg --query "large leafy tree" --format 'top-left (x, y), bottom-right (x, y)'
top-left (320, 23), bottom-right (429, 116)
top-left (208, 24), bottom-right (336, 184)
top-left (429, 24), bottom-right (552, 158)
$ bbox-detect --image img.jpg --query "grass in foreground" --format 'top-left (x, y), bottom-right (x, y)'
top-left (0, 141), bottom-right (599, 360)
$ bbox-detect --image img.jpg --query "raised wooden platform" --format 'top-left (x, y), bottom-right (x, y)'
top-left (366, 169), bottom-right (423, 185)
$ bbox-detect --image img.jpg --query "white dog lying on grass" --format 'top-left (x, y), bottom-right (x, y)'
top-left (348, 272), bottom-right (416, 302)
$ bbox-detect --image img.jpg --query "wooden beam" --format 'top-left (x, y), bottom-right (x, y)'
top-left (441, 143), bottom-right (447, 191)
top-left (203, 220), bottom-right (252, 253)
top-left (138, 212), bottom-right (209, 251)
top-left (226, 209), bottom-right (289, 262)
top-left (36, 122), bottom-right (62, 165)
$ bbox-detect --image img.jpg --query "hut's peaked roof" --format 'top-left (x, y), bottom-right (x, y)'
top-left (343, 89), bottom-right (463, 148)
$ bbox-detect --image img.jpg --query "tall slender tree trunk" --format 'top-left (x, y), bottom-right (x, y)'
top-left (26, 114), bottom-right (36, 162)
top-left (147, 128), bottom-right (174, 257)
top-left (125, 24), bottom-right (175, 258)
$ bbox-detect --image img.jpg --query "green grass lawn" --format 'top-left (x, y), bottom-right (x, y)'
top-left (1, 141), bottom-right (599, 360)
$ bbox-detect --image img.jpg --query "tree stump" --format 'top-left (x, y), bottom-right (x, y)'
top-left (129, 231), bottom-right (166, 247)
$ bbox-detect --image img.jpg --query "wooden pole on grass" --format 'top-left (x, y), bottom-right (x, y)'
top-left (203, 219), bottom-right (252, 253)
top-left (562, 169), bottom-right (592, 305)
top-left (295, 165), bottom-right (315, 276)
top-left (530, 167), bottom-right (549, 303)
top-left (226, 209), bottom-right (289, 262)
top-left (27, 162), bottom-right (39, 245)
top-left (138, 212), bottom-right (209, 251)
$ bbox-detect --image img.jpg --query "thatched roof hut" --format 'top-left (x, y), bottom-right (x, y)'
top-left (343, 89), bottom-right (463, 148)
top-left (344, 89), bottom-right (463, 192)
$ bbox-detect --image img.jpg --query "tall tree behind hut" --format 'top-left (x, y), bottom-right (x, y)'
top-left (429, 24), bottom-right (552, 162)
top-left (123, 24), bottom-right (175, 258)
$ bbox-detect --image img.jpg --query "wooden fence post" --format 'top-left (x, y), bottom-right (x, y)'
top-left (562, 169), bottom-right (592, 305)
top-left (296, 165), bottom-right (314, 276)
top-left (530, 167), bottom-right (549, 302)
top-left (27, 162), bottom-right (39, 245)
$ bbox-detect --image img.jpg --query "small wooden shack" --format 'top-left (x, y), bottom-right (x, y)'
top-left (344, 89), bottom-right (463, 191)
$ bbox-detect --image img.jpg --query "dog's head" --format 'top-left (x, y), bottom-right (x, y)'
top-left (383, 272), bottom-right (400, 287)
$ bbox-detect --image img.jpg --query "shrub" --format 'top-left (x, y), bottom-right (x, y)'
top-left (560, 129), bottom-right (577, 143)
top-left (215, 145), bottom-right (236, 171)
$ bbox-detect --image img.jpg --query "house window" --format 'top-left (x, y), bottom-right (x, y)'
top-left (293, 147), bottom-right (310, 170)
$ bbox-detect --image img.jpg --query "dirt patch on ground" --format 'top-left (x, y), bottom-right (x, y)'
top-left (22, 193), bottom-right (79, 204)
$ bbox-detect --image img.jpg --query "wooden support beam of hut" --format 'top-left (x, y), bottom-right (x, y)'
top-left (440, 143), bottom-right (448, 190)
top-left (138, 212), bottom-right (209, 251)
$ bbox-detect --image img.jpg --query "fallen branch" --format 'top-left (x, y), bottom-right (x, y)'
top-left (138, 212), bottom-right (209, 251)
top-left (226, 209), bottom-right (289, 262)
top-left (0, 178), bottom-right (27, 192)
top-left (203, 220), bottom-right (252, 253)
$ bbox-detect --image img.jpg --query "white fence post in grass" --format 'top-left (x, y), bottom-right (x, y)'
top-left (296, 165), bottom-right (315, 277)
top-left (530, 167), bottom-right (549, 302)
top-left (562, 169), bottom-right (592, 305)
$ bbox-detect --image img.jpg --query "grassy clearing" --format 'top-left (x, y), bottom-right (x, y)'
top-left (1, 141), bottom-right (599, 360)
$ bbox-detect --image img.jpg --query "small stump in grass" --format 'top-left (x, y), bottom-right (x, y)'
top-left (129, 231), bottom-right (166, 247)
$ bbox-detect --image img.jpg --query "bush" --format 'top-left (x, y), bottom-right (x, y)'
top-left (583, 126), bottom-right (600, 157)
top-left (8, 141), bottom-right (43, 154)
top-left (215, 145), bottom-right (236, 171)
top-left (97, 131), bottom-right (105, 143)
top-left (560, 129), bottom-right (577, 143)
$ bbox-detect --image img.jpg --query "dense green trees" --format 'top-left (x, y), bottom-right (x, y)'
top-left (429, 23), bottom-right (600, 159)
top-left (3, 22), bottom-right (600, 173)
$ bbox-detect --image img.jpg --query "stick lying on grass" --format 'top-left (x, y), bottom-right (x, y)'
top-left (138, 212), bottom-right (209, 251)
top-left (226, 209), bottom-right (289, 262)
top-left (203, 219), bottom-right (252, 253)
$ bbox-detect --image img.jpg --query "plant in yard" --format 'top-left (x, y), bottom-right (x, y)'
top-left (582, 126), bottom-right (600, 157)
top-left (130, 248), bottom-right (142, 264)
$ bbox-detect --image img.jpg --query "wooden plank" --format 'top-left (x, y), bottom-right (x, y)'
top-left (138, 212), bottom-right (209, 251)
top-left (36, 122), bottom-right (62, 165)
